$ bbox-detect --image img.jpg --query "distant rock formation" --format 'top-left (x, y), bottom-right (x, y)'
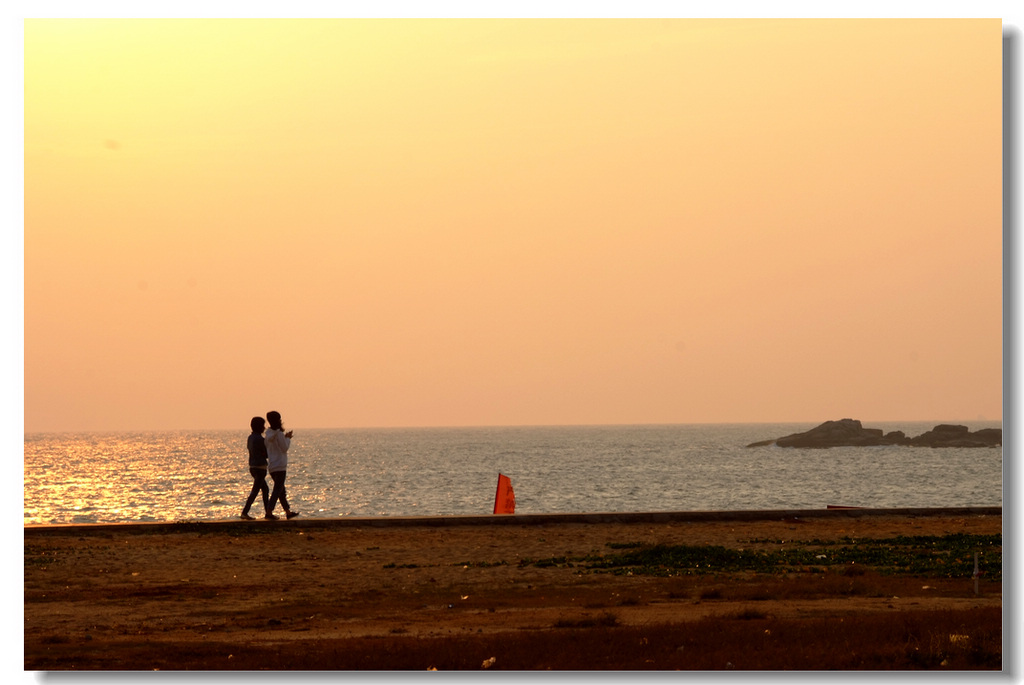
top-left (746, 418), bottom-right (1001, 449)
top-left (906, 424), bottom-right (1003, 448)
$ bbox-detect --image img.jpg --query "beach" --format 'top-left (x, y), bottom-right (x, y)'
top-left (25, 508), bottom-right (1002, 670)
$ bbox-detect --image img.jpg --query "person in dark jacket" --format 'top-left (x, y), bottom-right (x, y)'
top-left (241, 416), bottom-right (273, 520)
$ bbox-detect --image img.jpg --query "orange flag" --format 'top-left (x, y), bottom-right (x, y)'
top-left (493, 473), bottom-right (516, 514)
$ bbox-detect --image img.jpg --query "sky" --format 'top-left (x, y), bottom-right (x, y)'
top-left (21, 16), bottom-right (1005, 432)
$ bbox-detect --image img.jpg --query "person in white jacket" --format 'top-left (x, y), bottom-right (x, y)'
top-left (265, 410), bottom-right (299, 519)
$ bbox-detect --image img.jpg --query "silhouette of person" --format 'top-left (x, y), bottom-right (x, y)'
top-left (241, 416), bottom-right (272, 520)
top-left (265, 410), bottom-right (299, 519)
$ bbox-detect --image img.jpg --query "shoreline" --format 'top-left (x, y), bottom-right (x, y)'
top-left (23, 505), bottom-right (1002, 536)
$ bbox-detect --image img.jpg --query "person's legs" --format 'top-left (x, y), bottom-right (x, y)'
top-left (268, 471), bottom-right (299, 518)
top-left (242, 468), bottom-right (267, 518)
top-left (256, 469), bottom-right (270, 514)
top-left (277, 471), bottom-right (290, 512)
top-left (268, 470), bottom-right (285, 516)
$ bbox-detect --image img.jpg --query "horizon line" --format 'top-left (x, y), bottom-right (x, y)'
top-left (22, 417), bottom-right (1005, 435)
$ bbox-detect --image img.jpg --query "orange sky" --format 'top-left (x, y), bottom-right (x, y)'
top-left (23, 18), bottom-right (1003, 432)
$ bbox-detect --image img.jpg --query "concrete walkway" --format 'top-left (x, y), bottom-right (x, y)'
top-left (24, 506), bottom-right (1002, 537)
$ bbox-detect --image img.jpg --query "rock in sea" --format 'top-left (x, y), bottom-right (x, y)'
top-left (746, 418), bottom-right (1001, 448)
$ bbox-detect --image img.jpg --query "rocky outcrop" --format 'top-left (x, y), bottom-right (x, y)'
top-left (908, 424), bottom-right (1003, 448)
top-left (747, 419), bottom-right (1001, 448)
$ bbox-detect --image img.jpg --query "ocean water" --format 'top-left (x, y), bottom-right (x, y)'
top-left (23, 422), bottom-right (1003, 525)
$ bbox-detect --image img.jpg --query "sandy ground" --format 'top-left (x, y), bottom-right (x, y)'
top-left (24, 509), bottom-right (1001, 666)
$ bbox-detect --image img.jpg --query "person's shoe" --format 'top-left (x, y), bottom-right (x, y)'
top-left (264, 514), bottom-right (279, 520)
top-left (285, 511), bottom-right (300, 519)
top-left (240, 513), bottom-right (255, 520)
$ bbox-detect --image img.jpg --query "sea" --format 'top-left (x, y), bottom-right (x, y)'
top-left (23, 422), bottom-right (1003, 526)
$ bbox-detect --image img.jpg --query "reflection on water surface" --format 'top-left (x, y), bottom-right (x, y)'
top-left (24, 423), bottom-right (1003, 524)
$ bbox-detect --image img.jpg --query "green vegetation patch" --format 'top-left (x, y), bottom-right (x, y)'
top-left (454, 560), bottom-right (509, 568)
top-left (521, 534), bottom-right (1001, 579)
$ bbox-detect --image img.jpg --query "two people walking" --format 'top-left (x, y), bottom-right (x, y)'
top-left (241, 411), bottom-right (300, 520)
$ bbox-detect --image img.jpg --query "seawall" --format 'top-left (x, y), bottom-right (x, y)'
top-left (23, 506), bottom-right (1002, 537)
